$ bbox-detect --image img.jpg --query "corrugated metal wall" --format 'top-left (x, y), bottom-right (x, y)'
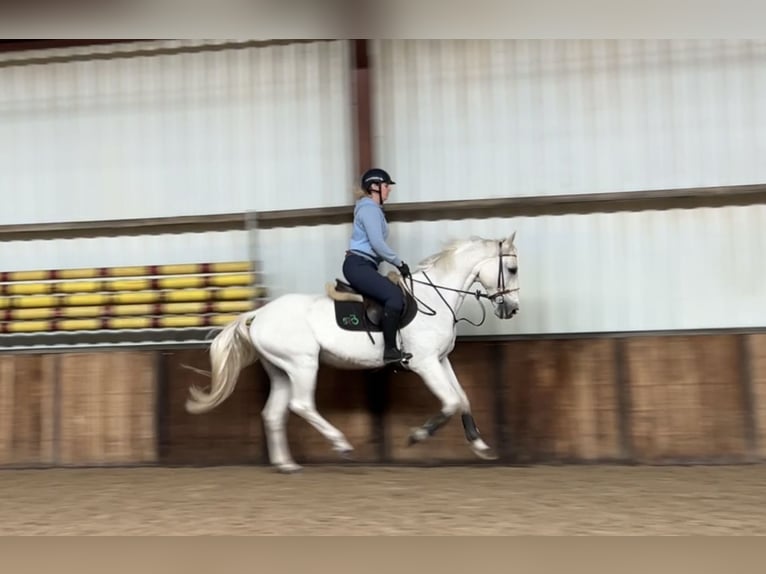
top-left (0, 231), bottom-right (251, 272)
top-left (2, 39), bottom-right (764, 335)
top-left (256, 204), bottom-right (766, 336)
top-left (371, 39), bottom-right (766, 202)
top-left (258, 224), bottom-right (351, 300)
top-left (0, 39), bottom-right (353, 271)
top-left (346, 39), bottom-right (766, 334)
top-left (391, 206), bottom-right (766, 335)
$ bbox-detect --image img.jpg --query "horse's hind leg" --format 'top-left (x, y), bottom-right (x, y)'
top-left (261, 360), bottom-right (301, 473)
top-left (286, 362), bottom-right (354, 458)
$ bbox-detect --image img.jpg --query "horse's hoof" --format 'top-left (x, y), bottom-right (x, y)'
top-left (276, 462), bottom-right (303, 474)
top-left (470, 443), bottom-right (499, 461)
top-left (336, 448), bottom-right (355, 461)
top-left (407, 427), bottom-right (428, 446)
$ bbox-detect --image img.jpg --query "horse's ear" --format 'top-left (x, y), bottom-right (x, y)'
top-left (507, 231), bottom-right (516, 246)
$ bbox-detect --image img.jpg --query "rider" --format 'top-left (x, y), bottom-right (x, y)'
top-left (343, 168), bottom-right (413, 366)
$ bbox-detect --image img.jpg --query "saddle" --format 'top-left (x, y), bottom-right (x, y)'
top-left (325, 271), bottom-right (418, 336)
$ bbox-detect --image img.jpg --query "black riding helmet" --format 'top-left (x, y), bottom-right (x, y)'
top-left (360, 168), bottom-right (395, 192)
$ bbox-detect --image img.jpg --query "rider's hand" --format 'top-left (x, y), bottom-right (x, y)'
top-left (398, 262), bottom-right (411, 279)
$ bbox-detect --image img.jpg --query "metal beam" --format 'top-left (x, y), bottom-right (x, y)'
top-left (3, 183), bottom-right (766, 241)
top-left (0, 39), bottom-right (331, 69)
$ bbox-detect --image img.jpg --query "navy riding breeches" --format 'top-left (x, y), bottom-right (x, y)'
top-left (342, 253), bottom-right (404, 314)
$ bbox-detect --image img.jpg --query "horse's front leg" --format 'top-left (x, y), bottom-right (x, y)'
top-left (406, 355), bottom-right (498, 461)
top-left (405, 357), bottom-right (462, 446)
top-left (440, 356), bottom-right (498, 460)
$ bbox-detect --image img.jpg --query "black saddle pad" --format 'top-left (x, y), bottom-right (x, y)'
top-left (332, 280), bottom-right (417, 332)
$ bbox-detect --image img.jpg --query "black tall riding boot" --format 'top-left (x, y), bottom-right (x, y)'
top-left (381, 309), bottom-right (412, 366)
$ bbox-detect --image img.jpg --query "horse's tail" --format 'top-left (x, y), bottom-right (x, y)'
top-left (185, 310), bottom-right (259, 414)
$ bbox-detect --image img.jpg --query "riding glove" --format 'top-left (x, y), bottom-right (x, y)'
top-left (398, 262), bottom-right (411, 279)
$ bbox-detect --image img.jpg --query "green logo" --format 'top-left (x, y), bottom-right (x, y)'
top-left (342, 313), bottom-right (360, 326)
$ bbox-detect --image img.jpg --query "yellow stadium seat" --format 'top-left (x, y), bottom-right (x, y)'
top-left (0, 261), bottom-right (267, 336)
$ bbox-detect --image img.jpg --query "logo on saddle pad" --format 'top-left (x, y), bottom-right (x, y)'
top-left (325, 274), bottom-right (418, 334)
top-left (341, 313), bottom-right (361, 327)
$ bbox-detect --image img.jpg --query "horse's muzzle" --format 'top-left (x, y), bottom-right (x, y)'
top-left (493, 299), bottom-right (519, 319)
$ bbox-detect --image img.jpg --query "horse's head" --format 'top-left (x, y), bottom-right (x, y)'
top-left (473, 231), bottom-right (519, 320)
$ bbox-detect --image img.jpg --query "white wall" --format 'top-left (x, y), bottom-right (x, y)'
top-left (255, 204), bottom-right (766, 335)
top-left (0, 40), bottom-right (354, 227)
top-left (357, 39), bottom-right (766, 333)
top-left (3, 40), bottom-right (764, 335)
top-left (371, 39), bottom-right (766, 202)
top-left (0, 230), bottom-right (252, 272)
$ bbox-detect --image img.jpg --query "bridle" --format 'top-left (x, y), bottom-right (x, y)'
top-left (402, 241), bottom-right (519, 327)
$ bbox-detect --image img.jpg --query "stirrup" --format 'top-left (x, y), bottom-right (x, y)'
top-left (384, 348), bottom-right (412, 367)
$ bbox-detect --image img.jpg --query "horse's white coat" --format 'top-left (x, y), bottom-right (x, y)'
top-left (185, 233), bottom-right (520, 472)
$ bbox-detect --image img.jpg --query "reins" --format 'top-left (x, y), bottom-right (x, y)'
top-left (400, 241), bottom-right (518, 327)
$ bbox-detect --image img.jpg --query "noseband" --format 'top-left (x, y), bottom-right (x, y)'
top-left (403, 241), bottom-right (518, 327)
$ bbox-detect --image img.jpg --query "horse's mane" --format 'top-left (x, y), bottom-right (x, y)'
top-left (416, 236), bottom-right (501, 273)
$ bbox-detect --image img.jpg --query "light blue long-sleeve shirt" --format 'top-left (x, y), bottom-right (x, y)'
top-left (348, 197), bottom-right (403, 267)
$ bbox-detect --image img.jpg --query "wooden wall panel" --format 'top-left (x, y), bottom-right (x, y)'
top-left (0, 354), bottom-right (56, 466)
top-left (748, 334), bottom-right (766, 459)
top-left (386, 342), bottom-right (498, 463)
top-left (2, 329), bottom-right (762, 469)
top-left (625, 335), bottom-right (748, 462)
top-left (58, 351), bottom-right (156, 465)
top-left (162, 349), bottom-right (265, 465)
top-left (502, 339), bottom-right (621, 462)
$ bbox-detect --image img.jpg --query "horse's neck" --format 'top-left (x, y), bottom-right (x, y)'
top-left (413, 255), bottom-right (480, 317)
